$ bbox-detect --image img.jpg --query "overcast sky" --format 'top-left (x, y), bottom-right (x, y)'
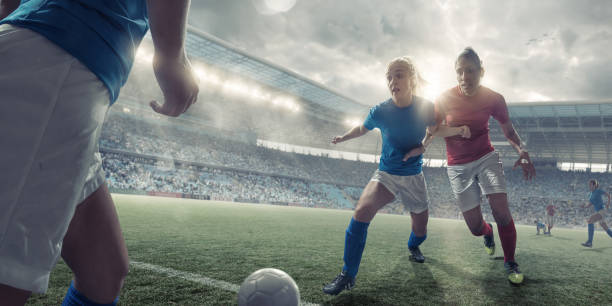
top-left (188, 0), bottom-right (612, 106)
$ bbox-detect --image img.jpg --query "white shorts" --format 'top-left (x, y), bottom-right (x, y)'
top-left (0, 25), bottom-right (109, 293)
top-left (545, 215), bottom-right (554, 226)
top-left (446, 151), bottom-right (507, 212)
top-left (370, 170), bottom-right (429, 214)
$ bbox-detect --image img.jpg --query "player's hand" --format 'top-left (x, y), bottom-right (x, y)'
top-left (331, 136), bottom-right (344, 144)
top-left (403, 145), bottom-right (425, 161)
top-left (458, 125), bottom-right (471, 138)
top-left (150, 53), bottom-right (199, 117)
top-left (513, 151), bottom-right (535, 181)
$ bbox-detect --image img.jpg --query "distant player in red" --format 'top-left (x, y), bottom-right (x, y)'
top-left (421, 47), bottom-right (536, 285)
top-left (545, 201), bottom-right (556, 235)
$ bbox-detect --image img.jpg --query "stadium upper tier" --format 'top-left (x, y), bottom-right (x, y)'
top-left (184, 26), bottom-right (368, 118)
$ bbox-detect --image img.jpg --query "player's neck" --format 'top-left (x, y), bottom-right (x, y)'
top-left (393, 96), bottom-right (414, 108)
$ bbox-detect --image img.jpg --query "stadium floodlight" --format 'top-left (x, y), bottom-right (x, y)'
top-left (122, 107), bottom-right (131, 113)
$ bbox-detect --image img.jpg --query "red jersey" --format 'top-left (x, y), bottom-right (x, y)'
top-left (546, 205), bottom-right (555, 216)
top-left (435, 86), bottom-right (509, 165)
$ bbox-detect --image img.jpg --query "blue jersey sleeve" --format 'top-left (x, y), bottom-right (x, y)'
top-left (363, 106), bottom-right (378, 130)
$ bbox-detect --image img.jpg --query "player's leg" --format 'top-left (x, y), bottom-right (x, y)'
top-left (447, 162), bottom-right (495, 255)
top-left (323, 173), bottom-right (395, 295)
top-left (582, 214), bottom-right (601, 247)
top-left (408, 209), bottom-right (428, 263)
top-left (596, 214), bottom-right (612, 238)
top-left (0, 284), bottom-right (31, 306)
top-left (400, 173), bottom-right (430, 263)
top-left (546, 215), bottom-right (553, 234)
top-left (61, 184), bottom-right (129, 304)
top-left (487, 193), bottom-right (523, 284)
top-left (487, 194), bottom-right (515, 259)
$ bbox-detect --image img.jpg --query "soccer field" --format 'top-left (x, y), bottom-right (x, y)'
top-left (26, 194), bottom-right (612, 305)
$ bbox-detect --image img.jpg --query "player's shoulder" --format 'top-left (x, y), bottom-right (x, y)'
top-left (480, 86), bottom-right (505, 102)
top-left (368, 99), bottom-right (392, 118)
top-left (435, 87), bottom-right (458, 103)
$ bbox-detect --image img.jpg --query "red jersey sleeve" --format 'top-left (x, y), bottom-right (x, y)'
top-left (491, 94), bottom-right (510, 124)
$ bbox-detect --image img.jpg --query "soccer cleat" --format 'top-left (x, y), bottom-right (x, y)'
top-left (504, 261), bottom-right (524, 285)
top-left (408, 246), bottom-right (425, 263)
top-left (581, 242), bottom-right (593, 248)
top-left (484, 223), bottom-right (495, 256)
top-left (322, 271), bottom-right (355, 295)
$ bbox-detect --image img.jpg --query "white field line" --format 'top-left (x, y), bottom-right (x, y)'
top-left (131, 261), bottom-right (320, 306)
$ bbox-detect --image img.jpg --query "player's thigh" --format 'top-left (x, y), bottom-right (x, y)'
top-left (355, 180), bottom-right (395, 221)
top-left (0, 283), bottom-right (31, 306)
top-left (61, 184), bottom-right (129, 278)
top-left (588, 213), bottom-right (603, 224)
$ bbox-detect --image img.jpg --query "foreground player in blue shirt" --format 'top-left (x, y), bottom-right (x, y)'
top-left (322, 56), bottom-right (470, 295)
top-left (0, 1), bottom-right (198, 305)
top-left (581, 179), bottom-right (612, 247)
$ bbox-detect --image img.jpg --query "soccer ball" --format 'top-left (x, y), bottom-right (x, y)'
top-left (237, 268), bottom-right (300, 306)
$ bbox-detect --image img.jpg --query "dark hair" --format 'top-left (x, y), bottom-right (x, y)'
top-left (456, 47), bottom-right (482, 69)
top-left (589, 179), bottom-right (599, 188)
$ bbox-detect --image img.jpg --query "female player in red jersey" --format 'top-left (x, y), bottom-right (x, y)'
top-left (415, 47), bottom-right (536, 285)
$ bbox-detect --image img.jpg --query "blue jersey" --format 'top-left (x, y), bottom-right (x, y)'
top-left (1, 0), bottom-right (149, 104)
top-left (589, 188), bottom-right (607, 212)
top-left (364, 97), bottom-right (435, 176)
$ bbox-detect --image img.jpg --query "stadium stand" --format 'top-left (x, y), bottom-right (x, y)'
top-left (101, 105), bottom-right (611, 229)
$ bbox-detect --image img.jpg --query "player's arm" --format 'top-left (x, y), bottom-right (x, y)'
top-left (146, 0), bottom-right (199, 117)
top-left (402, 124), bottom-right (469, 161)
top-left (500, 120), bottom-right (535, 180)
top-left (331, 124), bottom-right (369, 144)
top-left (0, 0), bottom-right (19, 20)
top-left (432, 124), bottom-right (470, 138)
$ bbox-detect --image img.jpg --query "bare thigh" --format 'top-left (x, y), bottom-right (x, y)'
top-left (353, 181), bottom-right (395, 222)
top-left (61, 184), bottom-right (129, 304)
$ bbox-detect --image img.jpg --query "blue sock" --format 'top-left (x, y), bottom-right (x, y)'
top-left (407, 231), bottom-right (427, 249)
top-left (62, 281), bottom-right (118, 306)
top-left (587, 224), bottom-right (594, 243)
top-left (342, 217), bottom-right (369, 278)
top-left (607, 228), bottom-right (612, 238)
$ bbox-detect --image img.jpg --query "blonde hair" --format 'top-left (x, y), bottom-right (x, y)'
top-left (386, 56), bottom-right (427, 95)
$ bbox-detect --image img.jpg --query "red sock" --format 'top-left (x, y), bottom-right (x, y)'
top-left (480, 221), bottom-right (493, 237)
top-left (497, 219), bottom-right (517, 262)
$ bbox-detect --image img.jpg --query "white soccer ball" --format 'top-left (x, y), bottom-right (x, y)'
top-left (237, 268), bottom-right (300, 306)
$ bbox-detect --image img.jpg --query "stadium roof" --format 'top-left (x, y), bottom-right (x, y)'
top-left (184, 25), bottom-right (368, 116)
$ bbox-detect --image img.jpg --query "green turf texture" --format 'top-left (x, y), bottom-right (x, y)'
top-left (26, 194), bottom-right (612, 305)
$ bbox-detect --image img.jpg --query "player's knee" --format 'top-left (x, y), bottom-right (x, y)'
top-left (412, 226), bottom-right (427, 237)
top-left (354, 205), bottom-right (374, 222)
top-left (468, 225), bottom-right (482, 236)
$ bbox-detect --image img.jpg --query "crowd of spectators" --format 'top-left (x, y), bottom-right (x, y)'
top-left (100, 108), bottom-right (612, 229)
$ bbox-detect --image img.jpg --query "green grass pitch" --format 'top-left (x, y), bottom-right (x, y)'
top-left (26, 194), bottom-right (612, 305)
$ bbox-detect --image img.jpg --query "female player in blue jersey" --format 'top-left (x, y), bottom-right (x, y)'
top-left (322, 56), bottom-right (470, 295)
top-left (581, 179), bottom-right (612, 247)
